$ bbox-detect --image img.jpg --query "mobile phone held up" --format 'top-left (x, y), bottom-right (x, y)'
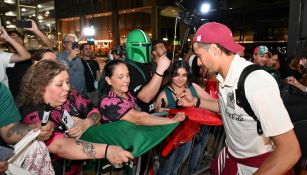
top-left (72, 42), bottom-right (79, 50)
top-left (16, 20), bottom-right (32, 28)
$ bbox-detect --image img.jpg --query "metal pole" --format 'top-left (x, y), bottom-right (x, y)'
top-left (16, 0), bottom-right (21, 20)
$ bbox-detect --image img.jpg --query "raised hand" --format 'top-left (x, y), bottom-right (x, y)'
top-left (24, 19), bottom-right (38, 32)
top-left (176, 90), bottom-right (195, 107)
top-left (156, 54), bottom-right (171, 75)
top-left (0, 26), bottom-right (10, 41)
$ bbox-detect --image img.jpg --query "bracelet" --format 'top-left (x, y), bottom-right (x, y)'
top-left (105, 144), bottom-right (110, 159)
top-left (155, 71), bottom-right (163, 77)
top-left (196, 98), bottom-right (201, 107)
top-left (305, 87), bottom-right (307, 92)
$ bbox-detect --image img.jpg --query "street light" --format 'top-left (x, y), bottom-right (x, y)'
top-left (200, 3), bottom-right (210, 14)
top-left (83, 25), bottom-right (95, 36)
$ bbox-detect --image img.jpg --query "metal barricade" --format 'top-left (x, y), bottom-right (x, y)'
top-left (152, 123), bottom-right (225, 175)
top-left (193, 125), bottom-right (225, 175)
top-left (75, 124), bottom-right (225, 175)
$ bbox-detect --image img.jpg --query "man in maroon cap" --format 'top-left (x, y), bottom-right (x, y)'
top-left (177, 22), bottom-right (300, 175)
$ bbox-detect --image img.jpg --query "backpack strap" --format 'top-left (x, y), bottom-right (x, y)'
top-left (125, 59), bottom-right (147, 82)
top-left (235, 64), bottom-right (264, 135)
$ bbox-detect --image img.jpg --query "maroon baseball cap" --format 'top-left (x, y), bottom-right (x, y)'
top-left (193, 22), bottom-right (245, 53)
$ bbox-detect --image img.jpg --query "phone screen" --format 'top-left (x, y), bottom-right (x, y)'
top-left (72, 42), bottom-right (79, 50)
top-left (61, 110), bottom-right (75, 129)
top-left (16, 20), bottom-right (32, 28)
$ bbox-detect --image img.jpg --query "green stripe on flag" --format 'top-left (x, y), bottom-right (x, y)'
top-left (80, 120), bottom-right (179, 157)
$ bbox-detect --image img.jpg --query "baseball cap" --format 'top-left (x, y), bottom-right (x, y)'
top-left (254, 45), bottom-right (272, 57)
top-left (193, 22), bottom-right (244, 53)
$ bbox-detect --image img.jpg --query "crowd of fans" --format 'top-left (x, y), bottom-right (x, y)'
top-left (0, 19), bottom-right (306, 175)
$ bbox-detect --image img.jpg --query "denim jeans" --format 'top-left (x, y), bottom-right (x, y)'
top-left (188, 126), bottom-right (209, 174)
top-left (157, 141), bottom-right (192, 175)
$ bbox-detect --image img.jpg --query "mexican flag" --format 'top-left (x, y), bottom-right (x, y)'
top-left (80, 120), bottom-right (179, 157)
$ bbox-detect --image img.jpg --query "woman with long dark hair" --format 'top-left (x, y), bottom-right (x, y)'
top-left (155, 60), bottom-right (214, 175)
top-left (99, 59), bottom-right (185, 125)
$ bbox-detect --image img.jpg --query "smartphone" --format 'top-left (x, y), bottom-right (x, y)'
top-left (41, 105), bottom-right (51, 126)
top-left (16, 20), bottom-right (32, 28)
top-left (72, 42), bottom-right (79, 50)
top-left (61, 109), bottom-right (75, 129)
top-left (0, 145), bottom-right (14, 161)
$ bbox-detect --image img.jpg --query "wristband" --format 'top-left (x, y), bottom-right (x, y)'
top-left (196, 98), bottom-right (201, 107)
top-left (105, 144), bottom-right (110, 159)
top-left (305, 87), bottom-right (307, 92)
top-left (155, 71), bottom-right (163, 77)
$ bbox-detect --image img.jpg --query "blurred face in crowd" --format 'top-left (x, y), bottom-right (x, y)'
top-left (42, 52), bottom-right (57, 61)
top-left (81, 44), bottom-right (92, 58)
top-left (63, 36), bottom-right (77, 51)
top-left (152, 43), bottom-right (167, 63)
top-left (171, 67), bottom-right (188, 89)
top-left (254, 53), bottom-right (270, 66)
top-left (273, 57), bottom-right (280, 70)
top-left (33, 51), bottom-right (57, 64)
top-left (106, 63), bottom-right (130, 96)
top-left (42, 52), bottom-right (56, 61)
top-left (153, 43), bottom-right (167, 57)
top-left (267, 54), bottom-right (278, 67)
top-left (43, 71), bottom-right (70, 107)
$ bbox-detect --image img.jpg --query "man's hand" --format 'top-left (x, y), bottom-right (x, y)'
top-left (287, 76), bottom-right (306, 92)
top-left (0, 161), bottom-right (8, 173)
top-left (67, 49), bottom-right (80, 61)
top-left (156, 55), bottom-right (171, 75)
top-left (106, 145), bottom-right (134, 166)
top-left (66, 117), bottom-right (91, 138)
top-left (36, 121), bottom-right (54, 141)
top-left (172, 112), bottom-right (186, 122)
top-left (176, 91), bottom-right (196, 107)
top-left (0, 26), bottom-right (10, 41)
top-left (24, 19), bottom-right (38, 32)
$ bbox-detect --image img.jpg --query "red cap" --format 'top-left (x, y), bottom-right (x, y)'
top-left (193, 22), bottom-right (244, 53)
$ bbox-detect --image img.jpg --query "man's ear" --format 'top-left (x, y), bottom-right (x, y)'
top-left (105, 76), bottom-right (112, 86)
top-left (209, 44), bottom-right (220, 56)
